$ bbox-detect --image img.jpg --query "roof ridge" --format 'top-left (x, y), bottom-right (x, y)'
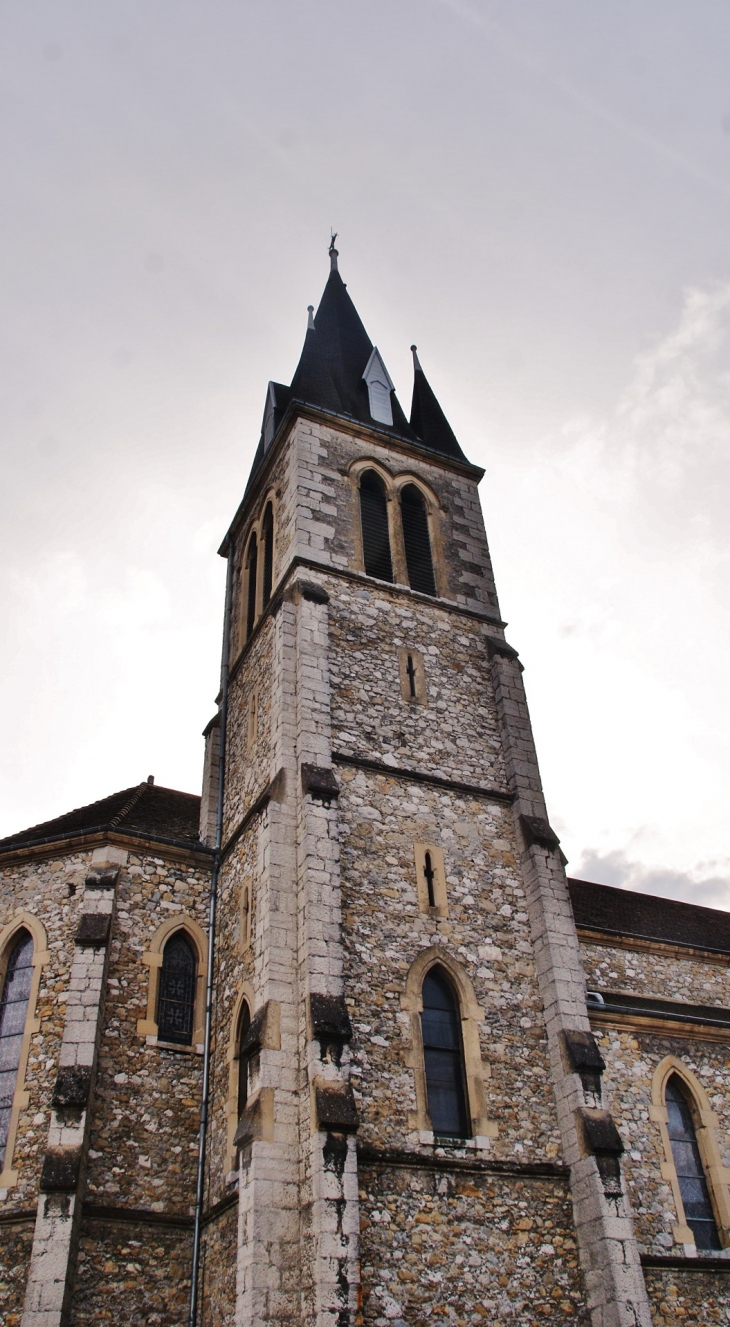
top-left (109, 782), bottom-right (149, 828)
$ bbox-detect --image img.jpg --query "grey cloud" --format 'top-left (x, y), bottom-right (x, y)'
top-left (573, 849), bottom-right (730, 912)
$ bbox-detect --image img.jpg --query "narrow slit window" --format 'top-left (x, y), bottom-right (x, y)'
top-left (400, 484), bottom-right (436, 596)
top-left (246, 535), bottom-right (258, 638)
top-left (423, 851), bottom-right (436, 907)
top-left (665, 1076), bottom-right (721, 1250)
top-left (421, 967), bottom-right (469, 1139)
top-left (359, 471), bottom-right (393, 582)
top-left (261, 504), bottom-right (274, 607)
top-left (157, 932), bottom-right (196, 1046)
top-left (406, 653), bottom-right (417, 699)
top-left (0, 930), bottom-right (33, 1165)
top-left (237, 1003), bottom-right (252, 1119)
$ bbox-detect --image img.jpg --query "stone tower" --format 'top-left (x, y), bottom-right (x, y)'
top-left (197, 243), bottom-right (653, 1327)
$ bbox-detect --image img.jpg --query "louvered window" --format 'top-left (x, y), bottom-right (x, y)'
top-left (246, 535), bottom-right (258, 638)
top-left (401, 485), bottom-right (436, 596)
top-left (237, 1003), bottom-right (252, 1119)
top-left (157, 932), bottom-right (196, 1046)
top-left (421, 967), bottom-right (469, 1139)
top-left (359, 471), bottom-right (393, 582)
top-left (665, 1077), bottom-right (721, 1250)
top-left (0, 931), bottom-right (33, 1164)
top-left (261, 504), bottom-right (274, 607)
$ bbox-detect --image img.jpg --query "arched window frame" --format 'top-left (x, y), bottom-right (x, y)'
top-left (237, 492), bottom-right (277, 651)
top-left (260, 501), bottom-right (275, 610)
top-left (401, 947), bottom-right (497, 1145)
top-left (347, 460), bottom-right (446, 598)
top-left (356, 465), bottom-right (395, 584)
top-left (225, 984), bottom-right (255, 1175)
top-left (0, 913), bottom-right (49, 1189)
top-left (392, 474), bottom-right (444, 598)
top-left (650, 1055), bottom-right (730, 1250)
top-left (137, 916), bottom-right (207, 1052)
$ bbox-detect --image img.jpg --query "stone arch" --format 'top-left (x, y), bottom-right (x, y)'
top-left (137, 914), bottom-right (208, 1050)
top-left (400, 946), bottom-right (496, 1143)
top-left (0, 912), bottom-right (50, 1188)
top-left (650, 1055), bottom-right (730, 1248)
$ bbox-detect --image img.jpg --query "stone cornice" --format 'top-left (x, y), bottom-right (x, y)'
top-left (0, 827), bottom-right (214, 871)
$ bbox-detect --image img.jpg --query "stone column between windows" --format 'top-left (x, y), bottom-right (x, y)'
top-left (487, 638), bottom-right (653, 1327)
top-left (20, 847), bottom-right (124, 1327)
top-left (293, 579), bottom-right (360, 1327)
top-left (235, 598), bottom-right (303, 1327)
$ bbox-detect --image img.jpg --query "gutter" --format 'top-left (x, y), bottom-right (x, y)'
top-left (189, 543), bottom-right (234, 1326)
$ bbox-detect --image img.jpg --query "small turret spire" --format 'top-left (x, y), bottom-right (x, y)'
top-left (410, 344), bottom-right (422, 372)
top-left (307, 305), bottom-right (315, 330)
top-left (329, 232), bottom-right (339, 273)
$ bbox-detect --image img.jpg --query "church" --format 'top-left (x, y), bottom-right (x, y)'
top-left (0, 244), bottom-right (729, 1327)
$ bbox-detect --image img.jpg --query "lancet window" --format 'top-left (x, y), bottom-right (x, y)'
top-left (665, 1076), bottom-right (721, 1250)
top-left (245, 534), bottom-right (258, 639)
top-left (0, 930), bottom-right (33, 1164)
top-left (157, 932), bottom-right (197, 1046)
top-left (359, 470), bottom-right (393, 582)
top-left (237, 1002), bottom-right (252, 1119)
top-left (261, 503), bottom-right (274, 608)
top-left (400, 483), bottom-right (436, 596)
top-left (421, 966), bottom-right (469, 1139)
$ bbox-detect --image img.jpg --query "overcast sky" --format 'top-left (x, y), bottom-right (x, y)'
top-left (2, 2), bottom-right (730, 909)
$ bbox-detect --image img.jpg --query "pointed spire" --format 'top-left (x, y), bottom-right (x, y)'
top-left (409, 346), bottom-right (467, 461)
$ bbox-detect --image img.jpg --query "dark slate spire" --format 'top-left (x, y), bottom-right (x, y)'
top-left (409, 345), bottom-right (467, 462)
top-left (246, 245), bottom-right (471, 493)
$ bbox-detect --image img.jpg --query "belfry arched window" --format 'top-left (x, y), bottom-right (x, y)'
top-left (0, 930), bottom-right (34, 1163)
top-left (421, 966), bottom-right (469, 1139)
top-left (665, 1075), bottom-right (721, 1250)
top-left (245, 534), bottom-right (258, 639)
top-left (157, 932), bottom-right (197, 1046)
top-left (400, 484), bottom-right (436, 596)
top-left (261, 503), bottom-right (274, 608)
top-left (237, 1002), bottom-right (252, 1120)
top-left (359, 470), bottom-right (393, 583)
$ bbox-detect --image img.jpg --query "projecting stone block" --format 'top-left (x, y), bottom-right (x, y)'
top-left (314, 1083), bottom-right (359, 1134)
top-left (40, 1146), bottom-right (82, 1192)
top-left (75, 913), bottom-right (111, 946)
top-left (301, 763), bottom-right (339, 803)
top-left (519, 814), bottom-right (561, 852)
top-left (577, 1108), bottom-right (624, 1157)
top-left (84, 867), bottom-right (119, 891)
top-left (51, 1065), bottom-right (92, 1108)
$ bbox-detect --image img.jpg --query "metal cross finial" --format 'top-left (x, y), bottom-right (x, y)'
top-left (329, 231), bottom-right (339, 272)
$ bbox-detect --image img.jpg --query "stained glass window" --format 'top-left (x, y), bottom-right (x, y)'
top-left (0, 930), bottom-right (33, 1164)
top-left (157, 933), bottom-right (196, 1046)
top-left (666, 1076), bottom-right (721, 1251)
top-left (421, 967), bottom-right (469, 1139)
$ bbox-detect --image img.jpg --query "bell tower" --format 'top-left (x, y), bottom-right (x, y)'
top-left (198, 245), bottom-right (653, 1327)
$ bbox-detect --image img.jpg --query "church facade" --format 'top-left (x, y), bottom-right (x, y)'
top-left (1, 248), bottom-right (729, 1327)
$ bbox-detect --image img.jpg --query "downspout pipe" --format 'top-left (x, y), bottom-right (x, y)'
top-left (189, 544), bottom-right (234, 1326)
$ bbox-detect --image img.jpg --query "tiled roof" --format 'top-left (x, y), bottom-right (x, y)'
top-left (0, 782), bottom-right (206, 854)
top-left (569, 877), bottom-right (730, 955)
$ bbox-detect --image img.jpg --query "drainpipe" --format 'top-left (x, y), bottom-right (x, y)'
top-left (189, 543), bottom-right (234, 1326)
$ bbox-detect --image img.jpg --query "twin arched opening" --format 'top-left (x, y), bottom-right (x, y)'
top-left (241, 499), bottom-right (276, 647)
top-left (358, 468), bottom-right (437, 597)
